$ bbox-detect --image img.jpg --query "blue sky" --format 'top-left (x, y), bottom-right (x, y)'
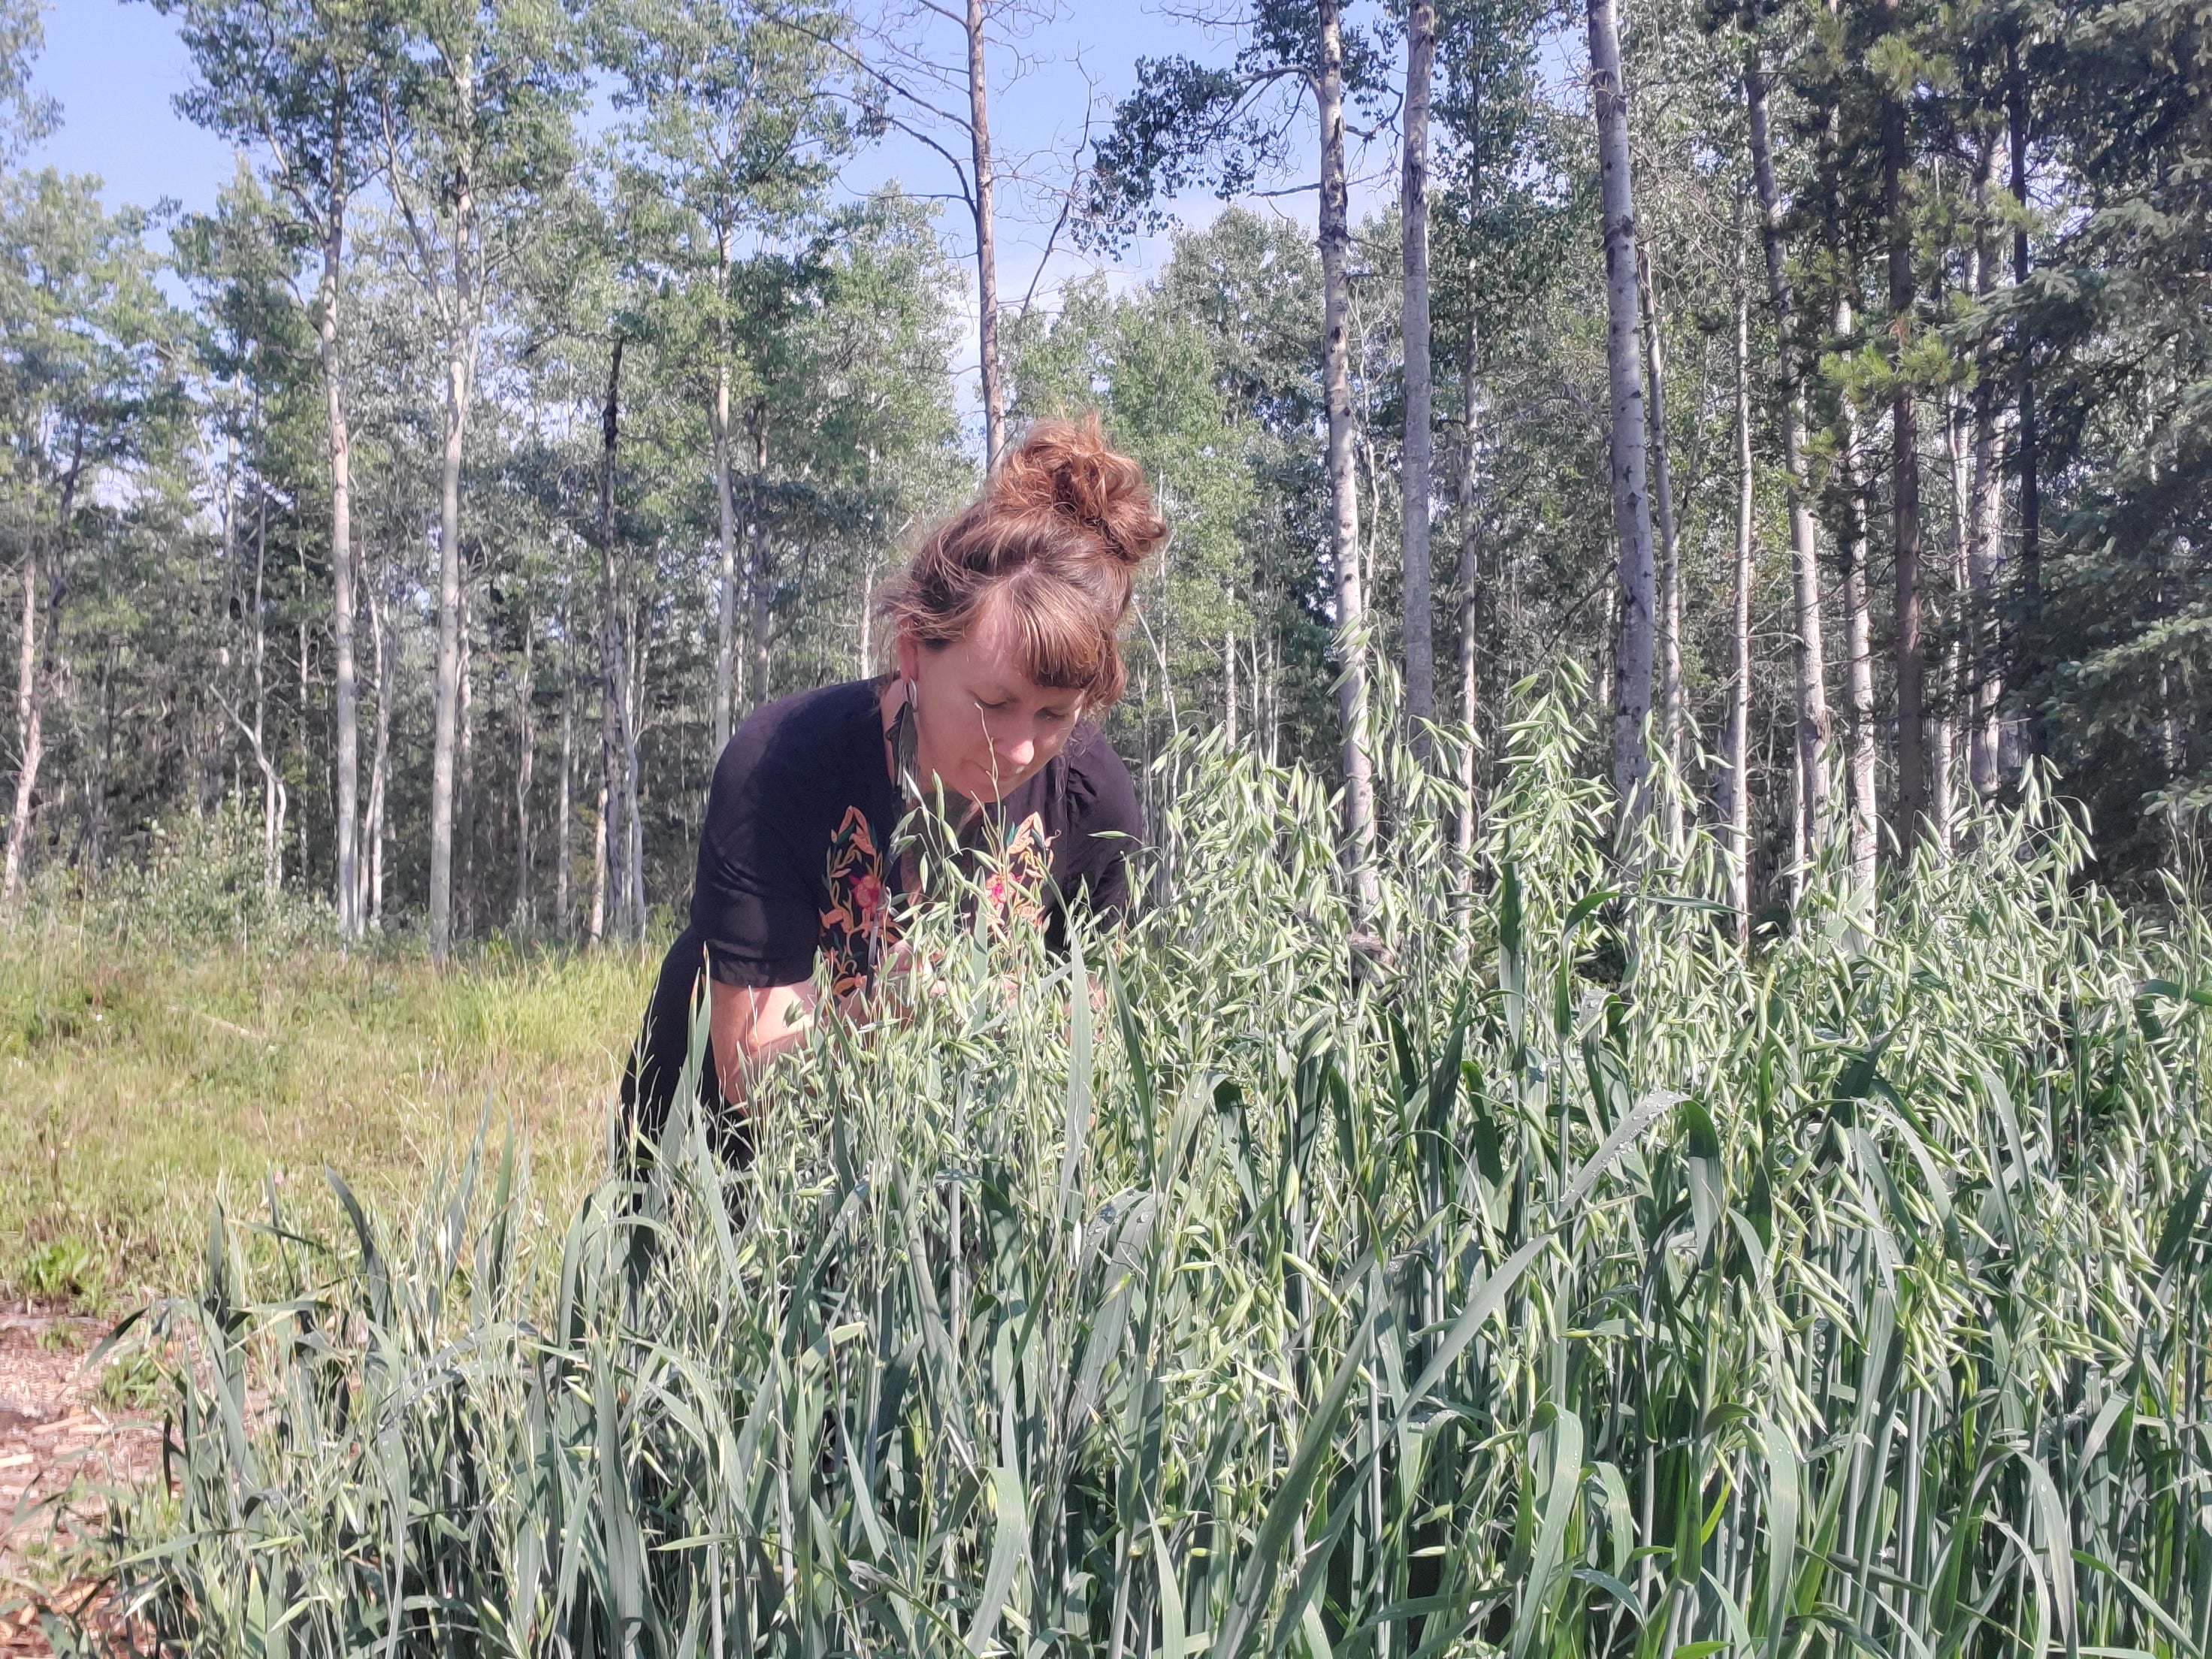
top-left (28, 0), bottom-right (1410, 416)
top-left (26, 0), bottom-right (1384, 274)
top-left (35, 0), bottom-right (240, 216)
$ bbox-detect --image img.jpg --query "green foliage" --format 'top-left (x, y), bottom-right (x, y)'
top-left (91, 802), bottom-right (334, 956)
top-left (1009, 273), bottom-right (1258, 748)
top-left (16, 1236), bottom-right (100, 1306)
top-left (103, 701), bottom-right (2212, 1654)
top-left (95, 1340), bottom-right (166, 1411)
top-left (1085, 7), bottom-right (1393, 247)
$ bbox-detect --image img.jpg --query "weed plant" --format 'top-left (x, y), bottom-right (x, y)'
top-left (108, 687), bottom-right (2212, 1655)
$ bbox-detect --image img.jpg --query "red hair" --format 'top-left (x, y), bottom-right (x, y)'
top-left (877, 415), bottom-right (1168, 707)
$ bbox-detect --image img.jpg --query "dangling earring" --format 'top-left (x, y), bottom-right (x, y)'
top-left (891, 682), bottom-right (922, 804)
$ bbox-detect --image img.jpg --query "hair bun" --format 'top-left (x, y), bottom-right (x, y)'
top-left (993, 414), bottom-right (1168, 570)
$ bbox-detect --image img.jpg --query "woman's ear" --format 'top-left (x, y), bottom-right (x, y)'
top-left (894, 629), bottom-right (921, 687)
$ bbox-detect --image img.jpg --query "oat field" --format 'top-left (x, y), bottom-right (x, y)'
top-left (101, 697), bottom-right (2212, 1657)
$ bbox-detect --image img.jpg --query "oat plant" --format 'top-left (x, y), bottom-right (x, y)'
top-left (104, 683), bottom-right (2212, 1657)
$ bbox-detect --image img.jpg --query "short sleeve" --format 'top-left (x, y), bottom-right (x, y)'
top-left (1057, 736), bottom-right (1144, 923)
top-left (690, 727), bottom-right (822, 987)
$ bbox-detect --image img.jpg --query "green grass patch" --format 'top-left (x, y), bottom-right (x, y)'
top-left (0, 917), bottom-right (650, 1308)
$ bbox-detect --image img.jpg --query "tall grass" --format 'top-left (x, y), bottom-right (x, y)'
top-left (109, 684), bottom-right (2212, 1655)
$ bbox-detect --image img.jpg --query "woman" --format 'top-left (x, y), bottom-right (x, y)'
top-left (624, 415), bottom-right (1167, 1145)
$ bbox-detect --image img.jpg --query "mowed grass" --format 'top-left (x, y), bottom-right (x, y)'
top-left (0, 911), bottom-right (653, 1309)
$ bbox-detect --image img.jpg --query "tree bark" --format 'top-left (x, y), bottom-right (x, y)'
top-left (624, 596), bottom-right (645, 941)
top-left (1745, 46), bottom-right (1833, 884)
top-left (297, 542), bottom-right (310, 887)
top-left (1455, 304), bottom-right (1482, 886)
top-left (1839, 345), bottom-right (1879, 894)
top-left (965, 0), bottom-right (1005, 467)
top-left (428, 119), bottom-right (476, 963)
top-left (4, 550), bottom-right (41, 905)
top-left (1590, 0), bottom-right (1656, 815)
top-left (712, 227), bottom-right (739, 752)
top-left (1224, 630), bottom-right (1238, 750)
top-left (1933, 388), bottom-right (1965, 855)
top-left (458, 563), bottom-right (475, 938)
top-left (2008, 43), bottom-right (2038, 651)
top-left (1400, 0), bottom-right (1437, 751)
top-left (513, 609), bottom-right (534, 931)
top-left (1316, 0), bottom-right (1379, 926)
top-left (1636, 240), bottom-right (1682, 835)
top-left (319, 128), bottom-right (361, 940)
top-left (1967, 130), bottom-right (2003, 799)
top-left (257, 470), bottom-right (282, 885)
top-left (555, 594), bottom-right (574, 939)
top-left (597, 336), bottom-right (635, 944)
top-left (746, 411), bottom-right (771, 709)
top-left (1599, 570), bottom-right (1619, 721)
top-left (365, 557), bottom-right (390, 929)
top-left (1884, 36), bottom-right (1926, 863)
top-left (588, 771), bottom-right (608, 944)
top-left (1723, 207), bottom-right (1754, 941)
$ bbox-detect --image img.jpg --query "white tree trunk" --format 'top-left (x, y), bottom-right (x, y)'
top-left (513, 611), bottom-right (534, 930)
top-left (1224, 630), bottom-right (1238, 751)
top-left (1590, 0), bottom-right (1656, 814)
top-left (3, 552), bottom-right (40, 905)
top-left (1723, 218), bottom-right (1754, 940)
top-left (1967, 131), bottom-right (2003, 800)
top-left (429, 128), bottom-right (476, 962)
top-left (746, 418), bottom-right (771, 709)
top-left (365, 562), bottom-right (391, 929)
top-left (458, 561), bottom-right (475, 936)
top-left (255, 481), bottom-right (280, 887)
top-left (1745, 47), bottom-right (1833, 886)
top-left (1932, 381), bottom-right (1966, 857)
top-left (319, 194), bottom-right (361, 940)
top-left (965, 0), bottom-right (1005, 466)
top-left (1400, 0), bottom-right (1437, 750)
top-left (1838, 348), bottom-right (1879, 896)
top-left (1885, 52), bottom-right (1926, 865)
top-left (597, 338), bottom-right (636, 944)
top-left (1454, 304), bottom-right (1482, 886)
top-left (555, 606), bottom-right (574, 938)
top-left (1316, 0), bottom-right (1379, 926)
top-left (624, 594), bottom-right (646, 940)
top-left (588, 772), bottom-right (608, 944)
top-left (1636, 240), bottom-right (1682, 839)
top-left (712, 231), bottom-right (739, 751)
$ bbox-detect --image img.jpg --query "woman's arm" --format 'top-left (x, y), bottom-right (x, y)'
top-left (711, 939), bottom-right (960, 1106)
top-left (709, 978), bottom-right (822, 1106)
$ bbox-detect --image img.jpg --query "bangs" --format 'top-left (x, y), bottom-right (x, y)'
top-left (980, 572), bottom-right (1126, 703)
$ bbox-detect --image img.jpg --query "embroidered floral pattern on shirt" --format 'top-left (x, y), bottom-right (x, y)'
top-left (820, 806), bottom-right (1054, 995)
top-left (820, 806), bottom-right (899, 1000)
top-left (982, 812), bottom-right (1053, 931)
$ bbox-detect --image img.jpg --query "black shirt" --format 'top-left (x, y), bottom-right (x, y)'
top-left (625, 677), bottom-right (1143, 1142)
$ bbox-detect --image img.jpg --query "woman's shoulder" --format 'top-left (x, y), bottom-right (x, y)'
top-left (710, 679), bottom-right (886, 815)
top-left (719, 680), bottom-right (878, 771)
top-left (1059, 727), bottom-right (1142, 837)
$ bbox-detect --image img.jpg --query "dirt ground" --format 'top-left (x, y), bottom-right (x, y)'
top-left (0, 1313), bottom-right (162, 1657)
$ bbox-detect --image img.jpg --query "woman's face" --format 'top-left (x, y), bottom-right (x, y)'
top-left (896, 606), bottom-right (1083, 805)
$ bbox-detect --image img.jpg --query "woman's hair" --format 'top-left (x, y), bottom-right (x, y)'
top-left (877, 414), bottom-right (1168, 708)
